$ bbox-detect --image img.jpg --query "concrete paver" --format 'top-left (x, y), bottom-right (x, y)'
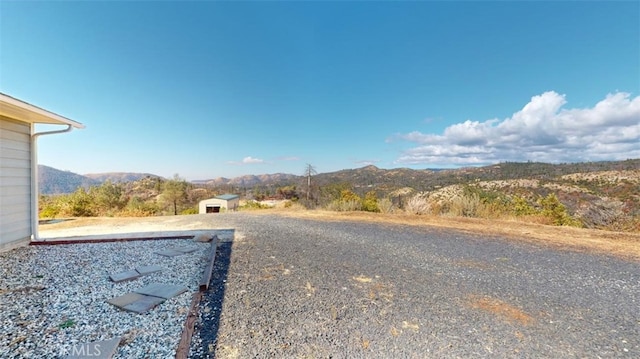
top-left (135, 283), bottom-right (188, 299)
top-left (122, 295), bottom-right (165, 314)
top-left (136, 265), bottom-right (163, 275)
top-left (107, 293), bottom-right (147, 308)
top-left (173, 247), bottom-right (198, 254)
top-left (109, 270), bottom-right (141, 283)
top-left (155, 249), bottom-right (184, 257)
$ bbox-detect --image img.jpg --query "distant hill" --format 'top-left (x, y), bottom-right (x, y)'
top-left (38, 166), bottom-right (163, 194)
top-left (308, 160), bottom-right (640, 195)
top-left (84, 172), bottom-right (163, 183)
top-left (38, 165), bottom-right (99, 194)
top-left (195, 173), bottom-right (299, 187)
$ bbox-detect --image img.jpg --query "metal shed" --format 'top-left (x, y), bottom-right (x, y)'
top-left (199, 194), bottom-right (240, 213)
top-left (0, 93), bottom-right (84, 251)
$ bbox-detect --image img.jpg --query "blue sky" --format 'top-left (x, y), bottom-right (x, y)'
top-left (1, 1), bottom-right (638, 180)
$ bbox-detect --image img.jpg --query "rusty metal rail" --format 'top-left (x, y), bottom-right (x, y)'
top-left (199, 235), bottom-right (219, 291)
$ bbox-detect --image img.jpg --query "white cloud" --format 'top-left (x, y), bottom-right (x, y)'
top-left (228, 156), bottom-right (265, 165)
top-left (393, 91), bottom-right (640, 166)
top-left (242, 156), bottom-right (264, 164)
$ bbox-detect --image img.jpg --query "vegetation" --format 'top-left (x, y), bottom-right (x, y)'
top-left (39, 160), bottom-right (640, 232)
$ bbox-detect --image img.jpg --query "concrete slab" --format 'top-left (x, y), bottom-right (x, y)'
top-left (135, 283), bottom-right (188, 299)
top-left (65, 337), bottom-right (121, 358)
top-left (122, 295), bottom-right (165, 314)
top-left (107, 293), bottom-right (147, 308)
top-left (136, 265), bottom-right (163, 275)
top-left (109, 270), bottom-right (141, 283)
top-left (155, 249), bottom-right (184, 257)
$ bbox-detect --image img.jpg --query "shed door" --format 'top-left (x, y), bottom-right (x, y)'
top-left (206, 205), bottom-right (220, 213)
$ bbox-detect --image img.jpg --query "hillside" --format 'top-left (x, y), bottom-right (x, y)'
top-left (38, 165), bottom-right (99, 194)
top-left (84, 172), bottom-right (163, 183)
top-left (310, 159), bottom-right (640, 195)
top-left (195, 173), bottom-right (298, 187)
top-left (40, 159), bottom-right (640, 196)
top-left (38, 166), bottom-right (163, 194)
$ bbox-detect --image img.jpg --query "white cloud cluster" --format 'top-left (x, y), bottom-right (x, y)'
top-left (393, 91), bottom-right (640, 166)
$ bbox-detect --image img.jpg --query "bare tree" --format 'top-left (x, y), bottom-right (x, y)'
top-left (304, 164), bottom-right (317, 201)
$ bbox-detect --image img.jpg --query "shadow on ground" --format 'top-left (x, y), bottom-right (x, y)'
top-left (192, 236), bottom-right (233, 358)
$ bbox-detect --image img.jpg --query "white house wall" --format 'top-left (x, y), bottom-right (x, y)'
top-left (0, 116), bottom-right (32, 249)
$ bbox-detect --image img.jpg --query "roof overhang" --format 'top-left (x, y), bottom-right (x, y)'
top-left (0, 92), bottom-right (85, 128)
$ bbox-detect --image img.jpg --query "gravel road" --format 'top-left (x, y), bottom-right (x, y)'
top-left (189, 213), bottom-right (640, 358)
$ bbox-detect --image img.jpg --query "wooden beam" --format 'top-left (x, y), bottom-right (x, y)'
top-left (175, 291), bottom-right (202, 359)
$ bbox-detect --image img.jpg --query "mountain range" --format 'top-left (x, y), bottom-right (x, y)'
top-left (38, 159), bottom-right (640, 195)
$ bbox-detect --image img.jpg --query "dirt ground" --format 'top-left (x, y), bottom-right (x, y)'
top-left (39, 209), bottom-right (640, 261)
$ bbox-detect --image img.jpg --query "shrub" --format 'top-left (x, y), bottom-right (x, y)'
top-left (325, 190), bottom-right (363, 212)
top-left (576, 199), bottom-right (629, 230)
top-left (119, 197), bottom-right (159, 217)
top-left (378, 198), bottom-right (394, 214)
top-left (512, 196), bottom-right (537, 216)
top-left (180, 207), bottom-right (198, 215)
top-left (449, 193), bottom-right (483, 217)
top-left (362, 191), bottom-right (380, 212)
top-left (539, 193), bottom-right (582, 227)
top-left (65, 188), bottom-right (95, 217)
top-left (241, 200), bottom-right (270, 210)
top-left (405, 195), bottom-right (431, 215)
top-left (326, 199), bottom-right (361, 212)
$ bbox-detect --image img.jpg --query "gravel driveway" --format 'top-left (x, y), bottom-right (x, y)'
top-left (188, 213), bottom-right (639, 358)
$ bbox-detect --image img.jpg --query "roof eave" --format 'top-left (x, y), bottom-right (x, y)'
top-left (0, 93), bottom-right (85, 128)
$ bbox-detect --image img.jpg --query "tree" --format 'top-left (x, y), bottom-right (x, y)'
top-left (91, 180), bottom-right (126, 215)
top-left (161, 174), bottom-right (188, 215)
top-left (304, 164), bottom-right (317, 201)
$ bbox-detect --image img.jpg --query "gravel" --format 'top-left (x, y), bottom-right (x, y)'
top-left (4, 213), bottom-right (639, 358)
top-left (188, 213), bottom-right (640, 358)
top-left (0, 238), bottom-right (211, 358)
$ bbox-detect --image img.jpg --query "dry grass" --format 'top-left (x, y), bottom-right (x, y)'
top-left (467, 295), bottom-right (535, 326)
top-left (264, 209), bottom-right (640, 261)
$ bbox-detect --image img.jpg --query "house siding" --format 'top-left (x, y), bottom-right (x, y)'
top-left (0, 116), bottom-right (31, 249)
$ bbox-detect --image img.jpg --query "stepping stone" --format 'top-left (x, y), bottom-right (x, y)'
top-left (107, 292), bottom-right (165, 314)
top-left (123, 295), bottom-right (165, 314)
top-left (136, 265), bottom-right (163, 275)
top-left (65, 337), bottom-right (121, 358)
top-left (134, 283), bottom-right (188, 299)
top-left (109, 270), bottom-right (141, 283)
top-left (107, 293), bottom-right (147, 308)
top-left (155, 249), bottom-right (184, 257)
top-left (173, 247), bottom-right (198, 254)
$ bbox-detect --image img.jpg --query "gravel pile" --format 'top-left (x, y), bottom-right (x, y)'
top-left (0, 238), bottom-right (210, 358)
